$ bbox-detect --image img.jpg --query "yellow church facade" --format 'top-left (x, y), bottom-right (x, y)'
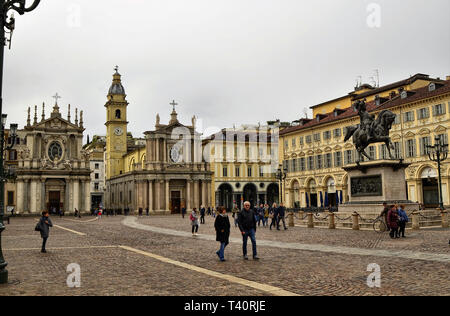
top-left (280, 74), bottom-right (450, 210)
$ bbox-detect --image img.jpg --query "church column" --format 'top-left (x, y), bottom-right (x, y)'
top-left (193, 180), bottom-right (199, 209)
top-left (155, 181), bottom-right (161, 210)
top-left (206, 181), bottom-right (211, 208)
top-left (30, 180), bottom-right (37, 214)
top-left (148, 180), bottom-right (153, 212)
top-left (201, 180), bottom-right (207, 207)
top-left (165, 180), bottom-right (170, 212)
top-left (65, 179), bottom-right (70, 212)
top-left (85, 180), bottom-right (91, 212)
top-left (163, 139), bottom-right (167, 162)
top-left (156, 139), bottom-right (160, 162)
top-left (144, 181), bottom-right (149, 209)
top-left (40, 179), bottom-right (46, 211)
top-left (16, 180), bottom-right (24, 213)
top-left (73, 179), bottom-right (80, 211)
top-left (186, 180), bottom-right (192, 211)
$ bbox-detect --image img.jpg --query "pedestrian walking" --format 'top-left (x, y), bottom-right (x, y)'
top-left (387, 205), bottom-right (399, 239)
top-left (397, 204), bottom-right (409, 238)
top-left (232, 204), bottom-right (239, 228)
top-left (181, 207), bottom-right (187, 219)
top-left (263, 204), bottom-right (270, 227)
top-left (146, 207), bottom-right (149, 216)
top-left (238, 201), bottom-right (259, 260)
top-left (277, 203), bottom-right (287, 230)
top-left (380, 202), bottom-right (390, 232)
top-left (269, 203), bottom-right (278, 230)
top-left (97, 208), bottom-right (102, 220)
top-left (200, 206), bottom-right (206, 224)
top-left (257, 204), bottom-right (264, 227)
top-left (214, 206), bottom-right (231, 262)
top-left (37, 211), bottom-right (53, 253)
top-left (190, 208), bottom-right (200, 236)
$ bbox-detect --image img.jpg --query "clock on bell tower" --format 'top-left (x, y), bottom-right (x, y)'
top-left (105, 66), bottom-right (129, 180)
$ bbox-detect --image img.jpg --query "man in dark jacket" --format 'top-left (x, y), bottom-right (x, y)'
top-left (238, 201), bottom-right (259, 260)
top-left (200, 206), bottom-right (206, 224)
top-left (38, 211), bottom-right (53, 253)
top-left (277, 203), bottom-right (287, 230)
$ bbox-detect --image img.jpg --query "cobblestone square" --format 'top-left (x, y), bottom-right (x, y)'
top-left (0, 214), bottom-right (449, 296)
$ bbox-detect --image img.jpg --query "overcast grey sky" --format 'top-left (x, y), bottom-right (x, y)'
top-left (3, 0), bottom-right (450, 140)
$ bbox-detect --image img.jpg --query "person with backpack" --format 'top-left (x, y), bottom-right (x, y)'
top-left (397, 204), bottom-right (409, 238)
top-left (36, 211), bottom-right (53, 253)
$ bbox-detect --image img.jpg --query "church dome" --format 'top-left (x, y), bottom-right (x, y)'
top-left (108, 82), bottom-right (126, 95)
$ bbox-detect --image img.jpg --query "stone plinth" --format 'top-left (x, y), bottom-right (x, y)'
top-left (339, 160), bottom-right (419, 214)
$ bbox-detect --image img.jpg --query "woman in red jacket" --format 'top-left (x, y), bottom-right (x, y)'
top-left (387, 205), bottom-right (399, 239)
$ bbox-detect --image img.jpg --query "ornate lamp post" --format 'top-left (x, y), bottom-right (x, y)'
top-left (276, 164), bottom-right (288, 205)
top-left (427, 136), bottom-right (449, 210)
top-left (0, 0), bottom-right (41, 285)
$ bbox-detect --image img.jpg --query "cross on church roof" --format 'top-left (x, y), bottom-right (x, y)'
top-left (170, 100), bottom-right (178, 111)
top-left (52, 93), bottom-right (62, 105)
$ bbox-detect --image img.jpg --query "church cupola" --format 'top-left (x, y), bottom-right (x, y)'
top-left (108, 66), bottom-right (126, 96)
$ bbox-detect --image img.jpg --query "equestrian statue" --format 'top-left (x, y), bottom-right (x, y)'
top-left (344, 99), bottom-right (397, 164)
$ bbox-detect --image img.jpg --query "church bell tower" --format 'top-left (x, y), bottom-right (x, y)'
top-left (105, 66), bottom-right (128, 180)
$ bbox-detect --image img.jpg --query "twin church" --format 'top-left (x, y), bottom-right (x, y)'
top-left (8, 68), bottom-right (212, 214)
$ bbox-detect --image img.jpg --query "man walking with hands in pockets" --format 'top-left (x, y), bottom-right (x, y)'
top-left (238, 201), bottom-right (259, 260)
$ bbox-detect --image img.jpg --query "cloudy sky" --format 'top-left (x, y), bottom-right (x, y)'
top-left (3, 0), bottom-right (450, 140)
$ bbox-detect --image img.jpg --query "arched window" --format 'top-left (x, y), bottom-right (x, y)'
top-left (115, 109), bottom-right (121, 119)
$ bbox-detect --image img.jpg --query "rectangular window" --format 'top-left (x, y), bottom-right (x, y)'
top-left (420, 136), bottom-right (432, 156)
top-left (433, 104), bottom-right (446, 116)
top-left (417, 107), bottom-right (430, 120)
top-left (325, 153), bottom-right (332, 168)
top-left (393, 114), bottom-right (400, 125)
top-left (299, 137), bottom-right (304, 145)
top-left (394, 142), bottom-right (402, 159)
top-left (345, 150), bottom-right (353, 165)
top-left (307, 156), bottom-right (314, 170)
top-left (94, 183), bottom-right (99, 191)
top-left (247, 167), bottom-right (252, 177)
top-left (313, 133), bottom-right (321, 142)
top-left (223, 167), bottom-right (228, 177)
top-left (333, 128), bottom-right (342, 138)
top-left (406, 139), bottom-right (416, 158)
top-left (291, 138), bottom-right (296, 148)
top-left (7, 191), bottom-right (14, 206)
top-left (259, 166), bottom-right (264, 177)
top-left (369, 146), bottom-right (376, 160)
top-left (300, 157), bottom-right (306, 171)
top-left (95, 173), bottom-right (99, 179)
top-left (95, 163), bottom-right (99, 169)
top-left (334, 152), bottom-right (342, 167)
top-left (8, 150), bottom-right (17, 161)
top-left (235, 167), bottom-right (240, 177)
top-left (316, 155), bottom-right (323, 169)
top-left (323, 131), bottom-right (331, 140)
top-left (404, 111), bottom-right (414, 122)
top-left (284, 140), bottom-right (289, 150)
top-left (437, 133), bottom-right (449, 147)
top-left (380, 144), bottom-right (387, 160)
top-left (306, 135), bottom-right (312, 144)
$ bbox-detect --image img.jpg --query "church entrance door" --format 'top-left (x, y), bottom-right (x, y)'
top-left (49, 191), bottom-right (61, 214)
top-left (171, 191), bottom-right (181, 214)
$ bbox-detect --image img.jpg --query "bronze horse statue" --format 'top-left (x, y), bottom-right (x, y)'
top-left (344, 102), bottom-right (397, 164)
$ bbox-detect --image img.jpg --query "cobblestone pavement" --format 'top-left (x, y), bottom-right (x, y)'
top-left (0, 214), bottom-right (449, 296)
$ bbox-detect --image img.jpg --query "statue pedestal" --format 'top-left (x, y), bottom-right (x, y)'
top-left (339, 160), bottom-right (419, 214)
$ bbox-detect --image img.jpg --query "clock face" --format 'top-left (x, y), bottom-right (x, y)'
top-left (170, 146), bottom-right (182, 163)
top-left (114, 127), bottom-right (123, 136)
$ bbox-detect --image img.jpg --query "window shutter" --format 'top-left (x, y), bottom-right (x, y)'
top-left (419, 138), bottom-right (424, 156)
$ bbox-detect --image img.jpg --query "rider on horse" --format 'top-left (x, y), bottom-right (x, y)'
top-left (355, 99), bottom-right (376, 141)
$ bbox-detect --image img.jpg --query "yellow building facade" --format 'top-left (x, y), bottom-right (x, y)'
top-left (280, 74), bottom-right (450, 210)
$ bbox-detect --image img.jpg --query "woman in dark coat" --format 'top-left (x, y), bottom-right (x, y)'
top-left (214, 206), bottom-right (230, 262)
top-left (387, 205), bottom-right (399, 239)
top-left (38, 211), bottom-right (53, 253)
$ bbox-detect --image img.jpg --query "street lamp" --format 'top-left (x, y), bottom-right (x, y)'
top-left (0, 0), bottom-right (41, 285)
top-left (276, 164), bottom-right (288, 204)
top-left (427, 136), bottom-right (449, 211)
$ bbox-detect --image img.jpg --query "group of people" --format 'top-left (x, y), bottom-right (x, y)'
top-left (380, 202), bottom-right (409, 239)
top-left (189, 201), bottom-right (291, 262)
